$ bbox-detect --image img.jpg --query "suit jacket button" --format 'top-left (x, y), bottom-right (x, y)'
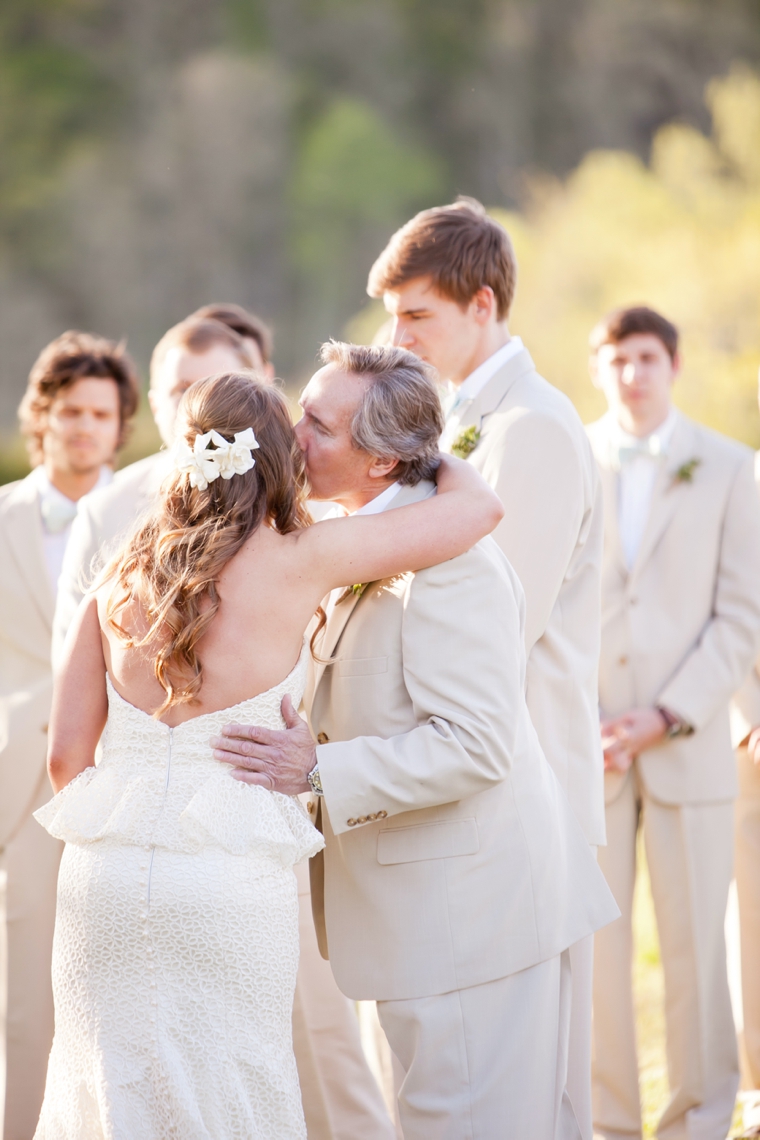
top-left (367, 813), bottom-right (377, 821)
top-left (377, 810), bottom-right (387, 819)
top-left (618, 655), bottom-right (628, 665)
top-left (357, 816), bottom-right (367, 824)
top-left (41, 724), bottom-right (48, 734)
top-left (347, 818), bottom-right (357, 827)
top-left (306, 801), bottom-right (315, 814)
top-left (317, 732), bottom-right (329, 744)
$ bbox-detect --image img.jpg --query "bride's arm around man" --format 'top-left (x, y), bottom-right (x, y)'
top-left (214, 342), bottom-right (620, 1140)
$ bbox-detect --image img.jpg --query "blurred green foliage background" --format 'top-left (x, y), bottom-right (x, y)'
top-left (2, 0), bottom-right (760, 487)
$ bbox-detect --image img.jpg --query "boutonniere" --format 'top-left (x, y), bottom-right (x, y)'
top-left (451, 425), bottom-right (481, 459)
top-left (670, 457), bottom-right (701, 487)
top-left (337, 582), bottom-right (368, 604)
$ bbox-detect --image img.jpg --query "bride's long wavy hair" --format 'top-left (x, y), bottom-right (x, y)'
top-left (102, 373), bottom-right (310, 716)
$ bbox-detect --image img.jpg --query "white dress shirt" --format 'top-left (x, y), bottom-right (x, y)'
top-left (609, 409), bottom-right (678, 570)
top-left (31, 465), bottom-right (113, 595)
top-left (440, 338), bottom-right (524, 450)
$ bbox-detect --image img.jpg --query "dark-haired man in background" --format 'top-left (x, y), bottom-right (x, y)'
top-left (368, 198), bottom-right (605, 1138)
top-left (0, 331), bottom-right (140, 1139)
top-left (587, 306), bottom-right (760, 1140)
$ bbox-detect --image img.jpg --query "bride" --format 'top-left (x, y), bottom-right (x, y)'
top-left (33, 371), bottom-right (502, 1139)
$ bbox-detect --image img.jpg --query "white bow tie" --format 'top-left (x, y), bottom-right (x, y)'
top-left (614, 435), bottom-right (665, 467)
top-left (40, 496), bottom-right (78, 535)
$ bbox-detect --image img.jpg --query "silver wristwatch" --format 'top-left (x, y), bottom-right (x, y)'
top-left (307, 763), bottom-right (324, 797)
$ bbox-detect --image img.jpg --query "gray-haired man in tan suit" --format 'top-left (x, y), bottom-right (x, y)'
top-left (587, 306), bottom-right (760, 1140)
top-left (54, 311), bottom-right (395, 1140)
top-left (367, 198), bottom-right (606, 1139)
top-left (0, 331), bottom-right (140, 1140)
top-left (212, 341), bottom-right (619, 1139)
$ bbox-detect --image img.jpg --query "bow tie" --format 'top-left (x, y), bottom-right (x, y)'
top-left (40, 495), bottom-right (78, 535)
top-left (614, 435), bottom-right (665, 467)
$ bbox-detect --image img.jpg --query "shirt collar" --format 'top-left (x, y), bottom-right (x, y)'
top-left (447, 337), bottom-right (525, 413)
top-left (609, 407), bottom-right (678, 454)
top-left (31, 464), bottom-right (113, 508)
top-left (352, 481), bottom-right (402, 516)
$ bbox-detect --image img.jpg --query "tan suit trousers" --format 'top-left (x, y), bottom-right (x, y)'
top-left (592, 770), bottom-right (738, 1140)
top-left (736, 748), bottom-right (760, 1094)
top-left (1, 774), bottom-right (62, 1140)
top-left (292, 862), bottom-right (395, 1140)
top-left (376, 950), bottom-right (580, 1140)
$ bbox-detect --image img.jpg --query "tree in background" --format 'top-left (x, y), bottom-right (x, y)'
top-left (498, 66), bottom-right (760, 443)
top-left (1, 0), bottom-right (760, 482)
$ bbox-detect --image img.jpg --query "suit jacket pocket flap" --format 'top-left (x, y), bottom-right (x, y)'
top-left (377, 818), bottom-right (479, 865)
top-left (336, 656), bottom-right (388, 677)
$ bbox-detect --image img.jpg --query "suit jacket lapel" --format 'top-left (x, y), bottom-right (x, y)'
top-left (630, 413), bottom-right (698, 583)
top-left (454, 348), bottom-right (537, 435)
top-left (2, 472), bottom-right (55, 631)
top-left (309, 480), bottom-right (436, 702)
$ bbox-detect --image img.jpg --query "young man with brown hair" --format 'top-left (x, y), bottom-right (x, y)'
top-left (0, 330), bottom-right (139, 1139)
top-left (587, 305), bottom-right (760, 1140)
top-left (369, 198), bottom-right (606, 1138)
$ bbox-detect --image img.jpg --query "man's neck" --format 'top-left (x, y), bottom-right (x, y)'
top-left (450, 323), bottom-right (511, 388)
top-left (614, 403), bottom-right (673, 439)
top-left (331, 480), bottom-right (395, 515)
top-left (44, 461), bottom-right (104, 502)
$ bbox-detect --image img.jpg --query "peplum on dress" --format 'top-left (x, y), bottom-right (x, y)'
top-left (33, 650), bottom-right (323, 1140)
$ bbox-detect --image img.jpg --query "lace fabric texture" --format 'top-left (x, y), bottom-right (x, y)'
top-left (34, 649), bottom-right (323, 1140)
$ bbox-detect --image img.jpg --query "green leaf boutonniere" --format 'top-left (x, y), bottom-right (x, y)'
top-left (670, 457), bottom-right (701, 488)
top-left (337, 582), bottom-right (367, 604)
top-left (451, 425), bottom-right (481, 459)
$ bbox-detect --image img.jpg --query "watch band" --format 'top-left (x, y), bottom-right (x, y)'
top-left (656, 706), bottom-right (694, 739)
top-left (307, 763), bottom-right (324, 797)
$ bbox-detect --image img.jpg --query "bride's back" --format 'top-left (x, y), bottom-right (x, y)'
top-left (98, 373), bottom-right (320, 727)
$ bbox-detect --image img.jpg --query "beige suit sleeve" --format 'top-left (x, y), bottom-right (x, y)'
top-left (480, 412), bottom-right (585, 652)
top-left (731, 662), bottom-right (760, 746)
top-left (316, 543), bottom-right (524, 836)
top-left (658, 455), bottom-right (760, 730)
top-left (52, 502), bottom-right (101, 667)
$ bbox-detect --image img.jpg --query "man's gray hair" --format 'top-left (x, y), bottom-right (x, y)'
top-left (319, 340), bottom-right (443, 485)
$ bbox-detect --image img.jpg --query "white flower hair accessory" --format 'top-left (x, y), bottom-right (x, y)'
top-left (171, 427), bottom-right (260, 491)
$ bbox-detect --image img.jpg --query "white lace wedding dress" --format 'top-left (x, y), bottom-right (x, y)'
top-left (33, 649), bottom-right (323, 1140)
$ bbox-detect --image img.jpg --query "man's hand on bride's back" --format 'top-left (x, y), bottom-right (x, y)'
top-left (210, 695), bottom-right (316, 795)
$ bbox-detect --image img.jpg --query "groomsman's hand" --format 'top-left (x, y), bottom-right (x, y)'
top-left (210, 695), bottom-right (316, 795)
top-left (601, 707), bottom-right (668, 771)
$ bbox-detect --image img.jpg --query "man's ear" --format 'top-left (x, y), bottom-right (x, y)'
top-left (670, 352), bottom-right (682, 381)
top-left (588, 354), bottom-right (602, 390)
top-left (367, 455), bottom-right (399, 481)
top-left (472, 286), bottom-right (497, 327)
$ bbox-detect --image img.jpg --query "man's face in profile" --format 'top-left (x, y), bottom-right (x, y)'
top-left (383, 276), bottom-right (487, 385)
top-left (148, 343), bottom-right (253, 447)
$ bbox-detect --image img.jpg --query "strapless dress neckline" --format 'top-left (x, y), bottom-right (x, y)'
top-left (35, 643), bottom-right (323, 867)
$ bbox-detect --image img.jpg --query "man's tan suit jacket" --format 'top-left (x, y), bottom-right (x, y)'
top-left (53, 452), bottom-right (168, 661)
top-left (732, 451), bottom-right (760, 748)
top-left (442, 348), bottom-right (605, 845)
top-left (303, 480), bottom-right (618, 1003)
top-left (588, 411), bottom-right (760, 806)
top-left (0, 472), bottom-right (55, 846)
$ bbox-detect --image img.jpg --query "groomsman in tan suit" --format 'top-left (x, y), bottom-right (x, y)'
top-left (54, 309), bottom-right (395, 1140)
top-left (587, 306), bottom-right (760, 1140)
top-left (212, 341), bottom-right (619, 1139)
top-left (0, 331), bottom-right (140, 1140)
top-left (367, 198), bottom-right (605, 1138)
